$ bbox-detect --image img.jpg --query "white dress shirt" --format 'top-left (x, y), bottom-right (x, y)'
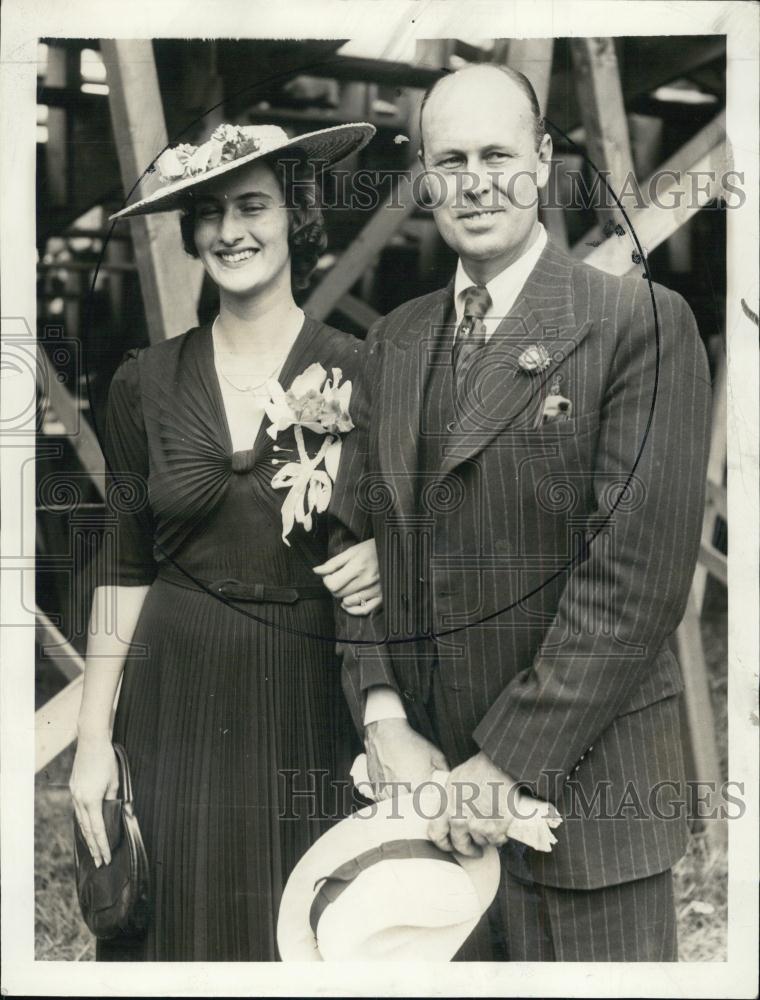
top-left (363, 224), bottom-right (548, 728)
top-left (453, 223), bottom-right (547, 342)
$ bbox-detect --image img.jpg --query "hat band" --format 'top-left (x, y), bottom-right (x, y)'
top-left (308, 838), bottom-right (460, 937)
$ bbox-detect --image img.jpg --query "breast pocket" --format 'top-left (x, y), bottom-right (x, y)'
top-left (527, 408), bottom-right (601, 443)
top-left (509, 412), bottom-right (602, 561)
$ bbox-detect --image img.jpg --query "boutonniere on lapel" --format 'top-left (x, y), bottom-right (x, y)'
top-left (517, 344), bottom-right (552, 374)
top-left (517, 345), bottom-right (572, 428)
top-left (264, 363), bottom-right (354, 545)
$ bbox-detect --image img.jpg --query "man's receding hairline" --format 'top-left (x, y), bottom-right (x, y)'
top-left (419, 63), bottom-right (545, 155)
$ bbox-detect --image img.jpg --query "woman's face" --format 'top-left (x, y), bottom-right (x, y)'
top-left (193, 161), bottom-right (291, 300)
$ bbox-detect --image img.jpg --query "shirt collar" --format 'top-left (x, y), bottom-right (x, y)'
top-left (453, 223), bottom-right (548, 324)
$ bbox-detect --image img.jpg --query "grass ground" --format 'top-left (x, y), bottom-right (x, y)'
top-left (34, 583), bottom-right (729, 962)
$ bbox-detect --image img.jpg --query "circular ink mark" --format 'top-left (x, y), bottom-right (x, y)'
top-left (82, 74), bottom-right (662, 649)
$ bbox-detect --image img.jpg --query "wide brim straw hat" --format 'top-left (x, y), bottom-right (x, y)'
top-left (276, 774), bottom-right (501, 962)
top-left (109, 121), bottom-right (376, 221)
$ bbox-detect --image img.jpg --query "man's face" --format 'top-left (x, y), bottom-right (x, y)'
top-left (420, 69), bottom-right (551, 280)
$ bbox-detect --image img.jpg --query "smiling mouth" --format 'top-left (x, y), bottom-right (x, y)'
top-left (459, 209), bottom-right (505, 220)
top-left (216, 249), bottom-right (258, 264)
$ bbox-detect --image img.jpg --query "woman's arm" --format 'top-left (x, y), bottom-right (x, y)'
top-left (313, 537), bottom-right (381, 615)
top-left (69, 584), bottom-right (149, 867)
top-left (71, 348), bottom-right (158, 864)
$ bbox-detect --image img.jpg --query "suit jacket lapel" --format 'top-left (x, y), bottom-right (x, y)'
top-left (377, 284), bottom-right (454, 518)
top-left (440, 240), bottom-right (594, 475)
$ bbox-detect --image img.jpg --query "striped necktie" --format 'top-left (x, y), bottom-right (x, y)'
top-left (452, 283), bottom-right (492, 402)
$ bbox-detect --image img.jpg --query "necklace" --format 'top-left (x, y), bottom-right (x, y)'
top-left (217, 364), bottom-right (281, 394)
top-left (212, 317), bottom-right (284, 393)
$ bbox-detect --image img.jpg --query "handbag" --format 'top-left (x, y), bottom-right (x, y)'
top-left (73, 742), bottom-right (151, 940)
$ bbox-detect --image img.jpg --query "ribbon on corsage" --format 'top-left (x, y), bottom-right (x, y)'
top-left (264, 363), bottom-right (354, 545)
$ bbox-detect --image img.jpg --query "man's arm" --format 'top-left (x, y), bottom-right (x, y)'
top-left (472, 287), bottom-right (712, 802)
top-left (328, 321), bottom-right (446, 789)
top-left (327, 320), bottom-right (401, 732)
top-left (364, 686), bottom-right (407, 725)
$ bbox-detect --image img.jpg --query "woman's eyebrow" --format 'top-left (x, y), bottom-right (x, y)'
top-left (196, 190), bottom-right (272, 205)
top-left (234, 190), bottom-right (272, 202)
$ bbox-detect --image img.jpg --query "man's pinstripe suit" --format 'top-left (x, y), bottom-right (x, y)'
top-left (332, 238), bottom-right (712, 959)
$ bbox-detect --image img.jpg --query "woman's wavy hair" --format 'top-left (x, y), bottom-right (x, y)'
top-left (179, 153), bottom-right (327, 291)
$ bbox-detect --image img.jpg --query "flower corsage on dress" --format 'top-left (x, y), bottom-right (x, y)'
top-left (264, 364), bottom-right (354, 545)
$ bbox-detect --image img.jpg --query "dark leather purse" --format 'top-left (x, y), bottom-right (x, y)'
top-left (73, 743), bottom-right (151, 940)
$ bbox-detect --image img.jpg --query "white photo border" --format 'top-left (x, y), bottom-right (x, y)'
top-left (1, 1), bottom-right (757, 996)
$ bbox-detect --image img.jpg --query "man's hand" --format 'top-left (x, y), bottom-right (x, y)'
top-left (429, 751), bottom-right (563, 856)
top-left (364, 718), bottom-right (448, 800)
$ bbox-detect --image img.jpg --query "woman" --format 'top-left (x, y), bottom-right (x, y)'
top-left (70, 122), bottom-right (380, 961)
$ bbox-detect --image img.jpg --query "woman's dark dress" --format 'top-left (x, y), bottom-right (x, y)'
top-left (96, 316), bottom-right (362, 961)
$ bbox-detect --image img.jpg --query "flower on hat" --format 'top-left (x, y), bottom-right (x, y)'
top-left (155, 143), bottom-right (197, 183)
top-left (517, 344), bottom-right (551, 373)
top-left (211, 123), bottom-right (263, 162)
top-left (153, 124), bottom-right (273, 186)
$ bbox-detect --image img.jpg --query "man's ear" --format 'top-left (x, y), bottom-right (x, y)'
top-left (536, 133), bottom-right (553, 191)
top-left (416, 148), bottom-right (434, 207)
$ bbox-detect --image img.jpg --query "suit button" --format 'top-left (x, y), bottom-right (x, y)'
top-left (588, 745), bottom-right (594, 752)
top-left (403, 689), bottom-right (415, 702)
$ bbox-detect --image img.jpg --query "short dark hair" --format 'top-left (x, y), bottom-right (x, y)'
top-left (419, 64), bottom-right (546, 156)
top-left (179, 154), bottom-right (327, 291)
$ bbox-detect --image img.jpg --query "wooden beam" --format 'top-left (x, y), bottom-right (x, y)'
top-left (43, 47), bottom-right (79, 208)
top-left (305, 164), bottom-right (422, 321)
top-left (573, 111), bottom-right (726, 257)
top-left (570, 38), bottom-right (637, 230)
top-left (705, 479), bottom-right (727, 522)
top-left (40, 349), bottom-right (105, 498)
top-left (313, 54), bottom-right (442, 90)
top-left (507, 39), bottom-right (567, 250)
top-left (698, 541), bottom-right (727, 587)
top-left (675, 593), bottom-right (727, 848)
top-left (37, 260), bottom-right (136, 274)
top-left (37, 83), bottom-right (103, 112)
top-left (36, 606), bottom-right (85, 683)
top-left (507, 38), bottom-right (554, 105)
top-left (62, 227), bottom-right (130, 240)
top-left (582, 139), bottom-right (725, 276)
top-left (245, 105), bottom-right (404, 131)
top-left (335, 292), bottom-right (380, 330)
top-left (628, 112), bottom-right (664, 183)
top-left (35, 675), bottom-right (83, 773)
top-left (100, 40), bottom-right (201, 342)
top-left (693, 352), bottom-right (728, 609)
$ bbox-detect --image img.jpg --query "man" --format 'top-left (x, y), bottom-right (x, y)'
top-left (328, 63), bottom-right (711, 961)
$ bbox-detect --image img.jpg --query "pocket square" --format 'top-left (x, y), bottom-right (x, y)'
top-left (541, 394), bottom-right (573, 424)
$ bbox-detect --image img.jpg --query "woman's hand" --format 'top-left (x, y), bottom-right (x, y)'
top-left (69, 735), bottom-right (120, 867)
top-left (313, 538), bottom-right (382, 616)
